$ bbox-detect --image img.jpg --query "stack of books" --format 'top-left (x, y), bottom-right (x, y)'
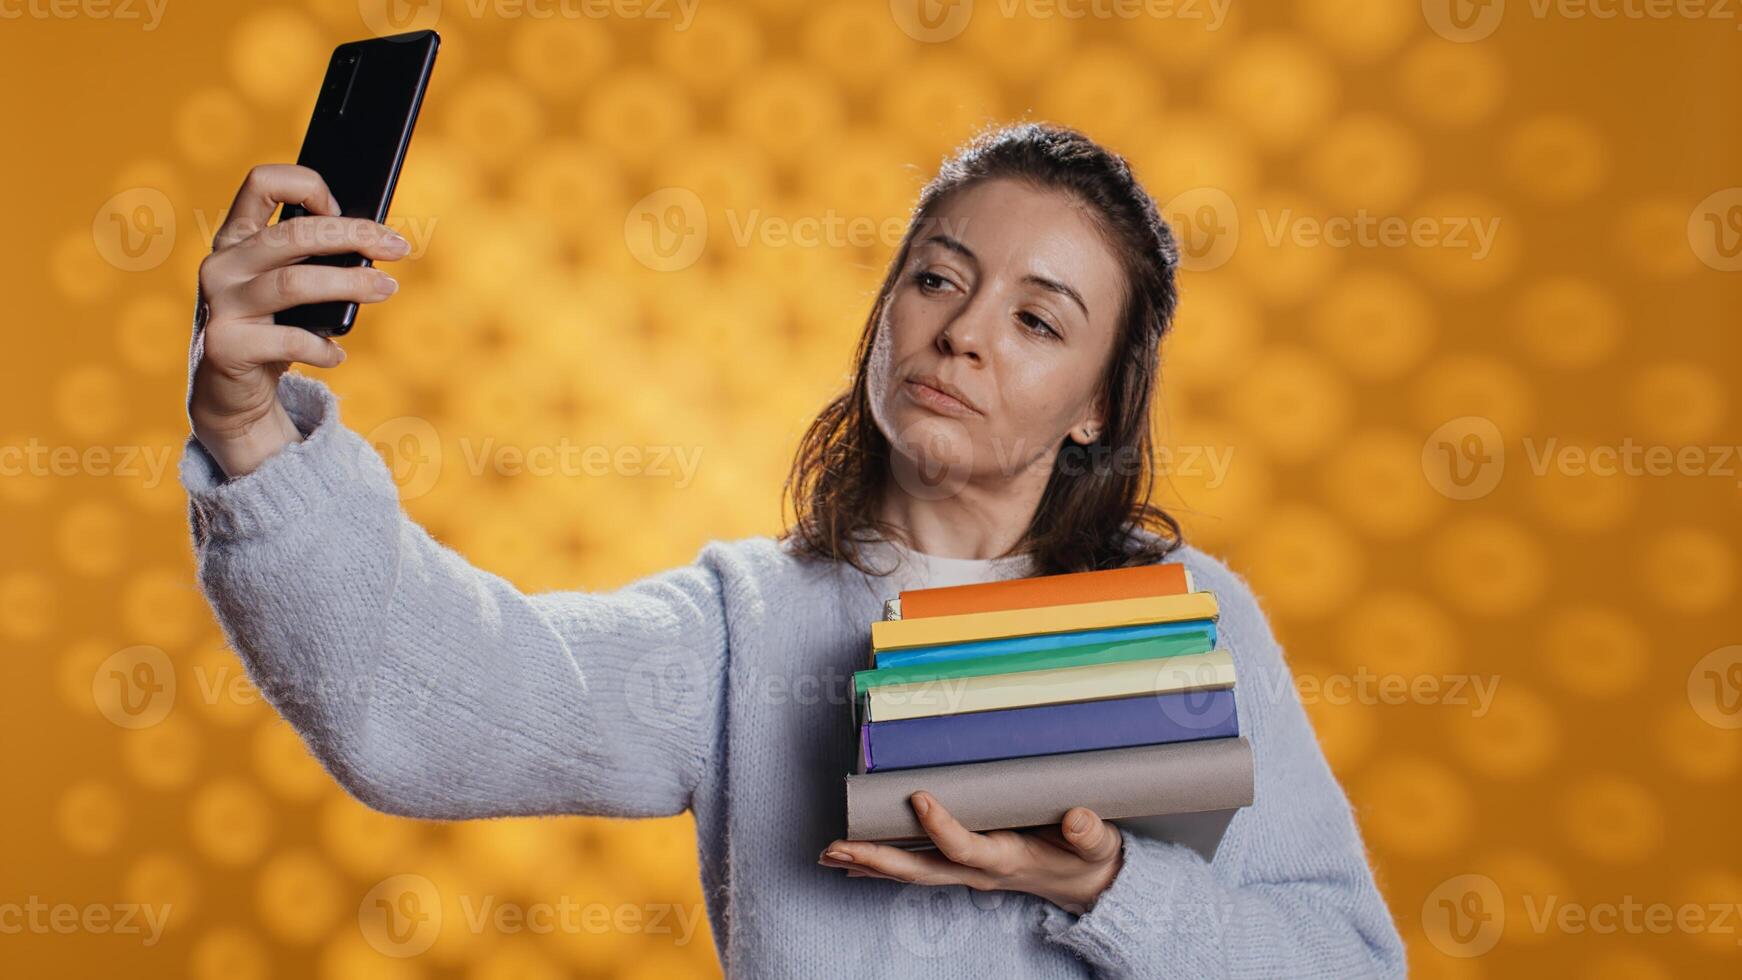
top-left (843, 563), bottom-right (1255, 860)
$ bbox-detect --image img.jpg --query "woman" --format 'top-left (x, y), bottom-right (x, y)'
top-left (183, 124), bottom-right (1404, 978)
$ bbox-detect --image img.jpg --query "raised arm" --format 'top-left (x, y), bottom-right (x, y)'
top-left (1034, 554), bottom-right (1406, 979)
top-left (182, 376), bottom-right (729, 820)
top-left (181, 164), bottom-right (728, 821)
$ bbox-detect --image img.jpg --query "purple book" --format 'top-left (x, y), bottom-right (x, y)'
top-left (859, 688), bottom-right (1239, 773)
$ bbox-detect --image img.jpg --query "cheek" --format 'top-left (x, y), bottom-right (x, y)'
top-left (881, 291), bottom-right (935, 357)
top-left (989, 341), bottom-right (1095, 435)
top-left (868, 296), bottom-right (932, 409)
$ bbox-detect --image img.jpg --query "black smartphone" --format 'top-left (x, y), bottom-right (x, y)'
top-left (275, 31), bottom-right (439, 336)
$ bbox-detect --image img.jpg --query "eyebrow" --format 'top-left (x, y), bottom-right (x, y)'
top-left (920, 234), bottom-right (1091, 320)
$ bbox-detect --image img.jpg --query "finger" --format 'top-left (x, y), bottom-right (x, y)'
top-left (223, 217), bottom-right (411, 278)
top-left (910, 792), bottom-right (1002, 871)
top-left (210, 321), bottom-right (346, 370)
top-left (230, 264), bottom-right (399, 319)
top-left (1060, 808), bottom-right (1122, 863)
top-left (823, 841), bottom-right (994, 890)
top-left (214, 165), bottom-right (341, 250)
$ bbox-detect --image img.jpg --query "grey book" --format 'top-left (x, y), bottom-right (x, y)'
top-left (844, 736), bottom-right (1254, 862)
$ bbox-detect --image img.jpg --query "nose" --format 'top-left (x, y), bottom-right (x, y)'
top-left (936, 292), bottom-right (994, 365)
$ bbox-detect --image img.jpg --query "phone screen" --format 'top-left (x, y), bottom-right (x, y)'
top-left (275, 31), bottom-right (439, 336)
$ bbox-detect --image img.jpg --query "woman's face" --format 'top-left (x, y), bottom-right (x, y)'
top-left (868, 177), bottom-right (1128, 497)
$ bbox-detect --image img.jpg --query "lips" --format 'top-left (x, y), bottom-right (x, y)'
top-left (905, 375), bottom-right (981, 417)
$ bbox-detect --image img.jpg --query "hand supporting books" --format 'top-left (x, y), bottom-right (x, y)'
top-left (817, 791), bottom-right (1125, 915)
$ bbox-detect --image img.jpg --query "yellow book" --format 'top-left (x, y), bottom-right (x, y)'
top-left (866, 650), bottom-right (1236, 722)
top-left (869, 590), bottom-right (1220, 652)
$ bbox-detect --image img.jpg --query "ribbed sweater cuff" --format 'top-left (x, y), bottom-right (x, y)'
top-left (1037, 827), bottom-right (1226, 977)
top-left (180, 373), bottom-right (397, 541)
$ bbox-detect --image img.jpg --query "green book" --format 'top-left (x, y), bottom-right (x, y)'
top-left (852, 627), bottom-right (1216, 697)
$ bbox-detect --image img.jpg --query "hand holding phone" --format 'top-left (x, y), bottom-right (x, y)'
top-left (188, 32), bottom-right (440, 478)
top-left (190, 166), bottom-right (409, 477)
top-left (276, 30), bottom-right (439, 336)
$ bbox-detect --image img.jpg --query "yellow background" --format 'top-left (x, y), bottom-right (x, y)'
top-left (3, 0), bottom-right (1740, 976)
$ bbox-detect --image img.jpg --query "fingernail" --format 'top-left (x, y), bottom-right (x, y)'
top-left (824, 849), bottom-right (853, 864)
top-left (328, 192), bottom-right (342, 214)
top-left (1070, 813), bottom-right (1091, 834)
top-left (912, 793), bottom-right (930, 817)
top-left (375, 272), bottom-right (399, 296)
top-left (332, 342), bottom-right (347, 363)
top-left (384, 231), bottom-right (410, 255)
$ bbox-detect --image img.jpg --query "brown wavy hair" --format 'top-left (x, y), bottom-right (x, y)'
top-left (780, 123), bottom-right (1186, 577)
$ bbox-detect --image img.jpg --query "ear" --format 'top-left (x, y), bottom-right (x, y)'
top-left (1067, 398), bottom-right (1106, 447)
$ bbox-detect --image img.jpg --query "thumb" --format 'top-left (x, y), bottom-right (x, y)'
top-left (1061, 808), bottom-right (1122, 863)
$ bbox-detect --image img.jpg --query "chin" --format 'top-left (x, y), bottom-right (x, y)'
top-left (881, 407), bottom-right (983, 499)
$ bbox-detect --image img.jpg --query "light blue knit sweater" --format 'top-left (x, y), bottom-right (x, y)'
top-left (180, 373), bottom-right (1405, 979)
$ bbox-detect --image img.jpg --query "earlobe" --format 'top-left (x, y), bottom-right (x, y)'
top-left (1070, 392), bottom-right (1106, 446)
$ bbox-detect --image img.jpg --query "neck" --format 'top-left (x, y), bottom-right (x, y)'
top-left (876, 453), bottom-right (1055, 561)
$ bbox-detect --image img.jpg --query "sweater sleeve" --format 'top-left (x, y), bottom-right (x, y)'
top-left (180, 372), bottom-right (730, 821)
top-left (1033, 556), bottom-right (1406, 979)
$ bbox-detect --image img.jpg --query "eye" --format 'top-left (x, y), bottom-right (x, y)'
top-left (1018, 310), bottom-right (1061, 339)
top-left (911, 269), bottom-right (953, 294)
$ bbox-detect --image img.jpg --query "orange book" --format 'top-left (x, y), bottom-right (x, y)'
top-left (897, 563), bottom-right (1194, 619)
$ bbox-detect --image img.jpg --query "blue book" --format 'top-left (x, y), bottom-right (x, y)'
top-left (859, 687), bottom-right (1239, 772)
top-left (872, 618), bottom-right (1219, 670)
